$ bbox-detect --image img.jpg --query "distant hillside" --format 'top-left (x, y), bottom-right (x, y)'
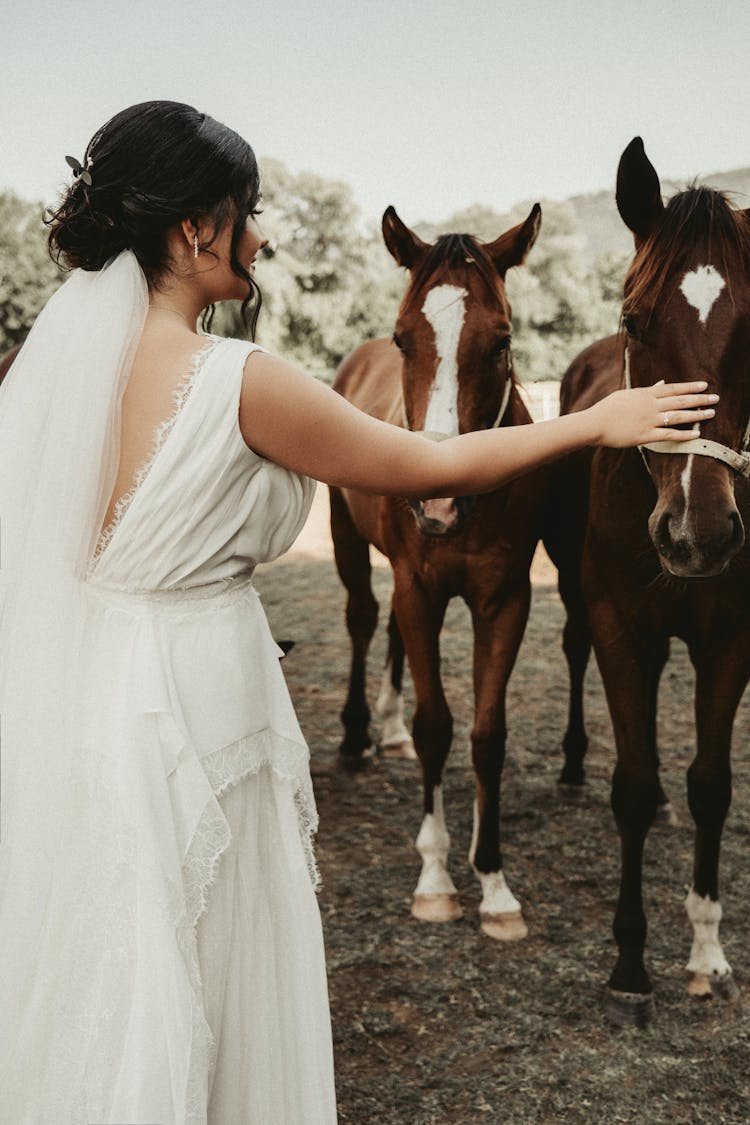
top-left (426, 165), bottom-right (750, 261)
top-left (557, 165), bottom-right (750, 262)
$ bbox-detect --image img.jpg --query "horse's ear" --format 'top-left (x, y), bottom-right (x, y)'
top-left (485, 203), bottom-right (542, 277)
top-left (616, 137), bottom-right (664, 246)
top-left (382, 207), bottom-right (429, 269)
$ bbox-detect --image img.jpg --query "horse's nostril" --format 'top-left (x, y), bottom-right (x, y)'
top-left (653, 510), bottom-right (673, 551)
top-left (728, 510), bottom-right (744, 552)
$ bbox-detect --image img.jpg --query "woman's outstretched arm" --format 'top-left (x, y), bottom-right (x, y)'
top-left (239, 352), bottom-right (718, 498)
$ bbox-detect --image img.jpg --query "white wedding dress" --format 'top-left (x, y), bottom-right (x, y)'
top-left (0, 333), bottom-right (337, 1124)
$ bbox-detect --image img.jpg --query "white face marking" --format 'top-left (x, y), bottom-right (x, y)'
top-left (414, 785), bottom-right (458, 896)
top-left (680, 264), bottom-right (726, 326)
top-left (678, 453), bottom-right (695, 536)
top-left (421, 284), bottom-right (467, 436)
top-left (685, 888), bottom-right (731, 977)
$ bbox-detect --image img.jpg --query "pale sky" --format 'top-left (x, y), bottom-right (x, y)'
top-left (3, 0), bottom-right (749, 227)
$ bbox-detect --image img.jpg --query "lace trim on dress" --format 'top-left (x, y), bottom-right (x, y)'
top-left (88, 334), bottom-right (223, 573)
top-left (177, 726), bottom-right (319, 1121)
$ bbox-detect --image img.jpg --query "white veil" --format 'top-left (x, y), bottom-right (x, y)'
top-left (0, 250), bottom-right (147, 1035)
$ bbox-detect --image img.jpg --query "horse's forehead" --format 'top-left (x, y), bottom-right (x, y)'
top-left (421, 284), bottom-right (467, 324)
top-left (679, 263), bottom-right (727, 327)
top-left (418, 278), bottom-right (505, 333)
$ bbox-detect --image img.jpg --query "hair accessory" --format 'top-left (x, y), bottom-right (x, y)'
top-left (65, 154), bottom-right (93, 186)
top-left (194, 234), bottom-right (199, 259)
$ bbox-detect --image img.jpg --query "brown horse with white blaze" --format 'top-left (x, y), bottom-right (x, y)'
top-left (330, 204), bottom-right (545, 940)
top-left (550, 138), bottom-right (750, 1025)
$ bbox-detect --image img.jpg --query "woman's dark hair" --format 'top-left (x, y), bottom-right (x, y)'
top-left (46, 100), bottom-right (262, 334)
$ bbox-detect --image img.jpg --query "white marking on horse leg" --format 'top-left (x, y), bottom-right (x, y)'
top-left (375, 659), bottom-right (414, 756)
top-left (476, 870), bottom-right (527, 941)
top-left (680, 264), bottom-right (726, 326)
top-left (414, 785), bottom-right (457, 897)
top-left (468, 798), bottom-right (479, 867)
top-left (685, 888), bottom-right (731, 981)
top-left (469, 800), bottom-right (527, 939)
top-left (476, 870), bottom-right (522, 916)
top-left (421, 284), bottom-right (466, 437)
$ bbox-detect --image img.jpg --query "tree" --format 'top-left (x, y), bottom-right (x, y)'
top-left (0, 193), bottom-right (63, 351)
top-left (213, 160), bottom-right (402, 380)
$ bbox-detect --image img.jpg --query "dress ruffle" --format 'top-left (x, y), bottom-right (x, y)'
top-left (1, 576), bottom-right (329, 1124)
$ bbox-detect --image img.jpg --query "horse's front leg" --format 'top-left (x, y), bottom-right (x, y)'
top-left (542, 452), bottom-right (592, 788)
top-left (557, 565), bottom-right (592, 789)
top-left (590, 603), bottom-right (663, 1026)
top-left (374, 607), bottom-right (415, 758)
top-left (685, 636), bottom-right (750, 1004)
top-left (392, 574), bottom-right (458, 922)
top-left (469, 585), bottom-right (531, 941)
top-left (330, 487), bottom-right (379, 762)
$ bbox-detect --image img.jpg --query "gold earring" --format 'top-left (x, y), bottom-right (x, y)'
top-left (193, 235), bottom-right (199, 259)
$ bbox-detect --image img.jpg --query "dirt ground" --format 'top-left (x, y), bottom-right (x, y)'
top-left (254, 487), bottom-right (750, 1125)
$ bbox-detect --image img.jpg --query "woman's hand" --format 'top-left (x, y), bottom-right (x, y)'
top-left (588, 382), bottom-right (719, 448)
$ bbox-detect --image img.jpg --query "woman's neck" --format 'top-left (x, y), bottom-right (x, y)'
top-left (146, 304), bottom-right (201, 333)
top-left (147, 275), bottom-right (208, 333)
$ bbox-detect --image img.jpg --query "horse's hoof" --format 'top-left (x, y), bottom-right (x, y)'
top-left (381, 738), bottom-right (417, 760)
top-left (338, 736), bottom-right (372, 759)
top-left (653, 801), bottom-right (679, 827)
top-left (338, 747), bottom-right (377, 772)
top-left (557, 780), bottom-right (585, 800)
top-left (687, 972), bottom-right (740, 1004)
top-left (480, 911), bottom-right (528, 942)
top-left (411, 893), bottom-right (463, 923)
top-left (603, 987), bottom-right (655, 1029)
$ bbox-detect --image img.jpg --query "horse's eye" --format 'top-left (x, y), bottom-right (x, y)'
top-left (392, 332), bottom-right (404, 352)
top-left (622, 314), bottom-right (639, 339)
top-left (494, 335), bottom-right (512, 357)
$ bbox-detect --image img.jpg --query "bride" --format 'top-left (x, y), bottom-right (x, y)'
top-left (0, 101), bottom-right (717, 1124)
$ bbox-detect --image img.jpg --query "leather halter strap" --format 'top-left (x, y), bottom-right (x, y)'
top-left (624, 343), bottom-right (750, 479)
top-left (401, 353), bottom-right (514, 442)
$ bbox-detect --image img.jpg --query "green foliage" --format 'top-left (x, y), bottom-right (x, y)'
top-left (0, 193), bottom-right (63, 351)
top-left (212, 159), bottom-right (403, 381)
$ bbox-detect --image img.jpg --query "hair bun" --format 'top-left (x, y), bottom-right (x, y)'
top-left (46, 100), bottom-right (262, 332)
top-left (48, 180), bottom-right (127, 271)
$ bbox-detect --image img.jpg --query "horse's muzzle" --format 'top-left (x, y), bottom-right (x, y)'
top-left (408, 496), bottom-right (475, 537)
top-left (649, 505), bottom-right (745, 578)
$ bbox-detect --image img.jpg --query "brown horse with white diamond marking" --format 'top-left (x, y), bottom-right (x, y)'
top-left (548, 138), bottom-right (750, 1025)
top-left (330, 204), bottom-right (546, 940)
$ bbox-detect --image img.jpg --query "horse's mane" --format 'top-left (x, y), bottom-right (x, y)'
top-left (623, 186), bottom-right (750, 317)
top-left (403, 233), bottom-right (503, 308)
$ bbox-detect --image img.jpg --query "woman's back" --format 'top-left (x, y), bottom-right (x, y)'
top-left (97, 322), bottom-right (212, 540)
top-left (88, 332), bottom-right (315, 590)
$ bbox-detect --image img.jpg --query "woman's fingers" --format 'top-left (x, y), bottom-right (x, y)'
top-left (657, 429), bottom-right (706, 442)
top-left (653, 381), bottom-right (710, 398)
top-left (648, 385), bottom-right (718, 442)
top-left (658, 408), bottom-right (716, 427)
top-left (658, 392), bottom-right (719, 410)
